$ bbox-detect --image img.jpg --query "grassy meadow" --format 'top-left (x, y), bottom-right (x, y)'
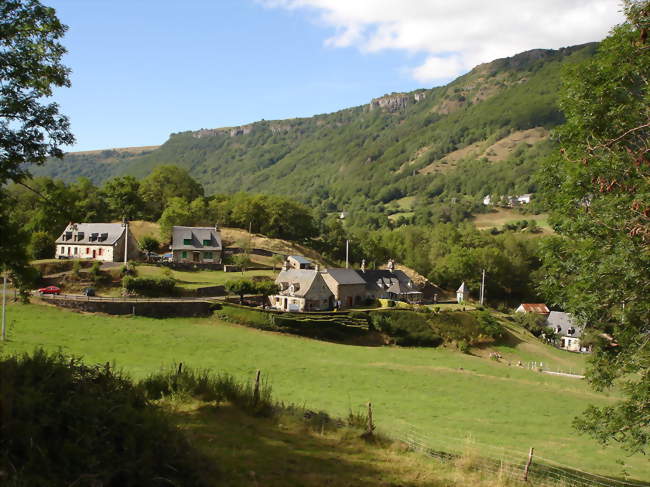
top-left (472, 209), bottom-right (552, 233)
top-left (1, 302), bottom-right (647, 481)
top-left (135, 265), bottom-right (277, 290)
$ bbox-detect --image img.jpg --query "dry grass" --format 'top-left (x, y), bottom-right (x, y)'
top-left (70, 145), bottom-right (160, 156)
top-left (471, 209), bottom-right (551, 232)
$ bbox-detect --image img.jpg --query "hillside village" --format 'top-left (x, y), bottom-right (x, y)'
top-left (2, 1), bottom-right (648, 485)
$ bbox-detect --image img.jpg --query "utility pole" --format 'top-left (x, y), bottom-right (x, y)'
top-left (345, 239), bottom-right (349, 269)
top-left (122, 218), bottom-right (129, 264)
top-left (480, 268), bottom-right (486, 305)
top-left (2, 265), bottom-right (7, 341)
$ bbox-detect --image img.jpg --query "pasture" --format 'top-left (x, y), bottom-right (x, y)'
top-left (1, 302), bottom-right (646, 480)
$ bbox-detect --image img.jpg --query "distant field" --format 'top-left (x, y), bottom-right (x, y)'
top-left (2, 303), bottom-right (646, 480)
top-left (136, 265), bottom-right (277, 290)
top-left (472, 208), bottom-right (552, 232)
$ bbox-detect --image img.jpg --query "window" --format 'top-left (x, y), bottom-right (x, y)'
top-left (182, 251), bottom-right (187, 258)
top-left (86, 248), bottom-right (90, 254)
top-left (203, 239), bottom-right (211, 246)
top-left (183, 238), bottom-right (192, 245)
top-left (74, 247), bottom-right (78, 255)
top-left (60, 246), bottom-right (64, 254)
top-left (98, 248), bottom-right (103, 256)
top-left (203, 252), bottom-right (212, 259)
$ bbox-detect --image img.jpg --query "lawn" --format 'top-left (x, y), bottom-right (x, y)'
top-left (135, 265), bottom-right (278, 290)
top-left (1, 303), bottom-right (647, 480)
top-left (472, 208), bottom-right (552, 232)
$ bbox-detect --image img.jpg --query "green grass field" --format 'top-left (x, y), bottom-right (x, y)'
top-left (2, 302), bottom-right (647, 480)
top-left (472, 209), bottom-right (552, 232)
top-left (134, 265), bottom-right (278, 290)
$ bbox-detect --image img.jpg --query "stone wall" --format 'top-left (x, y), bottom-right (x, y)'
top-left (48, 298), bottom-right (213, 318)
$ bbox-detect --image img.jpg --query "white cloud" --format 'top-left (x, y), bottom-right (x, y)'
top-left (259, 0), bottom-right (624, 83)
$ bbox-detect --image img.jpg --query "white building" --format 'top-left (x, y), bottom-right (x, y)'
top-left (55, 222), bottom-right (139, 262)
top-left (456, 282), bottom-right (468, 303)
top-left (546, 311), bottom-right (588, 352)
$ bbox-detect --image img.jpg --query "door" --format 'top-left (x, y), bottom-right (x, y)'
top-left (92, 249), bottom-right (96, 258)
top-left (193, 252), bottom-right (200, 262)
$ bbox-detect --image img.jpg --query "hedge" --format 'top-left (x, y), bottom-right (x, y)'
top-left (122, 276), bottom-right (176, 297)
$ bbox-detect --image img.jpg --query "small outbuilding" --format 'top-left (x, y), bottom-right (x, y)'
top-left (286, 255), bottom-right (313, 270)
top-left (456, 282), bottom-right (468, 303)
top-left (515, 303), bottom-right (550, 315)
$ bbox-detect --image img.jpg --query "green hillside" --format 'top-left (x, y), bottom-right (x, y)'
top-left (34, 44), bottom-right (597, 221)
top-left (3, 302), bottom-right (648, 480)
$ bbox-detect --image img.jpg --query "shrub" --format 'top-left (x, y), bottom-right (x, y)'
top-left (369, 310), bottom-right (443, 347)
top-left (122, 276), bottom-right (176, 297)
top-left (71, 259), bottom-right (81, 278)
top-left (458, 339), bottom-right (470, 353)
top-left (476, 311), bottom-right (505, 339)
top-left (141, 364), bottom-right (275, 417)
top-left (29, 231), bottom-right (54, 259)
top-left (0, 350), bottom-right (210, 487)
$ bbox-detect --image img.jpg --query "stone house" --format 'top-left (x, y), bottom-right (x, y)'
top-left (171, 226), bottom-right (222, 264)
top-left (321, 268), bottom-right (368, 308)
top-left (356, 264), bottom-right (422, 303)
top-left (546, 311), bottom-right (588, 352)
top-left (55, 222), bottom-right (139, 262)
top-left (270, 268), bottom-right (333, 312)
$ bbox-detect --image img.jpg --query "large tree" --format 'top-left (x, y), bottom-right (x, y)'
top-left (138, 165), bottom-right (204, 220)
top-left (0, 0), bottom-right (74, 184)
top-left (539, 0), bottom-right (649, 454)
top-left (1, 0), bottom-right (73, 285)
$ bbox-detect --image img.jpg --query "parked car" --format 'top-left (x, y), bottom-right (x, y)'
top-left (38, 286), bottom-right (61, 295)
top-left (82, 287), bottom-right (95, 297)
top-left (146, 252), bottom-right (161, 262)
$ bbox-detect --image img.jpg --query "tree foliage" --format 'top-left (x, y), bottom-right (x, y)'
top-left (539, 1), bottom-right (650, 454)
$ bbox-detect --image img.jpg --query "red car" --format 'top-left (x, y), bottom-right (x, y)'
top-left (38, 286), bottom-right (61, 295)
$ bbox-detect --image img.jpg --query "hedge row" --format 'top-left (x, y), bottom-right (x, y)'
top-left (122, 276), bottom-right (177, 297)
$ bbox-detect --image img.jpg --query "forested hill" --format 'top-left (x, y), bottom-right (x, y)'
top-left (34, 43), bottom-right (597, 225)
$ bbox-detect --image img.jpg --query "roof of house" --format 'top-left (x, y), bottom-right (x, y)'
top-left (357, 269), bottom-right (420, 295)
top-left (171, 226), bottom-right (222, 251)
top-left (275, 269), bottom-right (330, 299)
top-left (457, 282), bottom-right (468, 293)
top-left (287, 255), bottom-right (312, 265)
top-left (546, 311), bottom-right (582, 338)
top-left (55, 223), bottom-right (125, 245)
top-left (518, 303), bottom-right (550, 314)
top-left (322, 268), bottom-right (367, 286)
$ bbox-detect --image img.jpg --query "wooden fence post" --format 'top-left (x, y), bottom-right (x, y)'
top-left (523, 447), bottom-right (534, 481)
top-left (253, 369), bottom-right (261, 404)
top-left (367, 402), bottom-right (375, 435)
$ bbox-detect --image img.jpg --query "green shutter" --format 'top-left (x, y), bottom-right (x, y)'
top-left (182, 251), bottom-right (187, 258)
top-left (203, 252), bottom-right (212, 259)
top-left (203, 239), bottom-right (211, 245)
top-left (183, 238), bottom-right (191, 245)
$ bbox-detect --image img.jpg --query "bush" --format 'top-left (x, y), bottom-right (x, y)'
top-left (122, 276), bottom-right (176, 297)
top-left (0, 350), bottom-right (210, 487)
top-left (476, 311), bottom-right (505, 339)
top-left (141, 364), bottom-right (275, 417)
top-left (458, 339), bottom-right (470, 353)
top-left (369, 311), bottom-right (443, 347)
top-left (29, 231), bottom-right (54, 259)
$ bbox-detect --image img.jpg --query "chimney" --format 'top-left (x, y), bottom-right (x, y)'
top-left (282, 260), bottom-right (289, 271)
top-left (315, 264), bottom-right (320, 272)
top-left (214, 222), bottom-right (219, 231)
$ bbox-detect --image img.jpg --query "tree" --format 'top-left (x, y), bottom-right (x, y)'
top-left (139, 236), bottom-right (160, 261)
top-left (224, 279), bottom-right (256, 304)
top-left (158, 197), bottom-right (193, 240)
top-left (139, 166), bottom-right (204, 220)
top-left (101, 176), bottom-right (144, 221)
top-left (0, 1), bottom-right (73, 292)
top-left (539, 1), bottom-right (650, 455)
top-left (29, 231), bottom-right (54, 259)
top-left (0, 0), bottom-right (75, 185)
top-left (254, 280), bottom-right (279, 305)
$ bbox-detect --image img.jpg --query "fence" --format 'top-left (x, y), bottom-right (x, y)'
top-left (393, 424), bottom-right (648, 487)
top-left (38, 293), bottom-right (221, 303)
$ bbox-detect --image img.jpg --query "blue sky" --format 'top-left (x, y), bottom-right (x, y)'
top-left (48, 0), bottom-right (623, 151)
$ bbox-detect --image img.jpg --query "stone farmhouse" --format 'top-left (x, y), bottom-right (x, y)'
top-left (55, 222), bottom-right (139, 262)
top-left (270, 258), bottom-right (422, 312)
top-left (547, 311), bottom-right (588, 352)
top-left (171, 226), bottom-right (222, 264)
top-left (271, 267), bottom-right (333, 312)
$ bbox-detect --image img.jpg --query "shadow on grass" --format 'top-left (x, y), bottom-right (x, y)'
top-left (173, 403), bottom-right (446, 487)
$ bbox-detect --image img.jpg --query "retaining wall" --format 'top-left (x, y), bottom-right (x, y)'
top-left (49, 298), bottom-right (214, 318)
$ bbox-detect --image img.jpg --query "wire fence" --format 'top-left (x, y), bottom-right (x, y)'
top-left (391, 424), bottom-right (648, 487)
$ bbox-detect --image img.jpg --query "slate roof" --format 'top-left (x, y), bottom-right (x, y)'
top-left (171, 226), bottom-right (222, 251)
top-left (518, 303), bottom-right (550, 314)
top-left (55, 223), bottom-right (125, 245)
top-left (546, 311), bottom-right (583, 338)
top-left (356, 269), bottom-right (420, 295)
top-left (323, 268), bottom-right (367, 286)
top-left (288, 255), bottom-right (312, 265)
top-left (275, 269), bottom-right (322, 298)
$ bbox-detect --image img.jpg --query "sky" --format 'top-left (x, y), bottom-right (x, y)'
top-left (47, 0), bottom-right (625, 151)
